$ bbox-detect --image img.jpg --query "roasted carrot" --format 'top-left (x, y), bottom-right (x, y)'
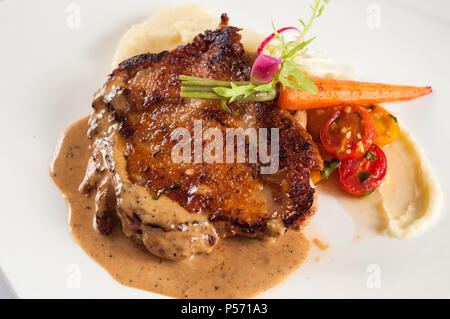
top-left (276, 77), bottom-right (432, 110)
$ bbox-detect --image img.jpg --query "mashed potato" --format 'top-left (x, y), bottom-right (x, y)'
top-left (112, 4), bottom-right (265, 68)
top-left (378, 127), bottom-right (442, 238)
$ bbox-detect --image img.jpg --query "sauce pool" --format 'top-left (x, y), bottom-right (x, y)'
top-left (50, 117), bottom-right (311, 298)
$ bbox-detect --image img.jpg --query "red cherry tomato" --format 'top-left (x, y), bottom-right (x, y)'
top-left (320, 105), bottom-right (375, 161)
top-left (338, 144), bottom-right (387, 196)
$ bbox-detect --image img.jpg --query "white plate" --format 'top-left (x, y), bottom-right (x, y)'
top-left (1, 0), bottom-right (449, 298)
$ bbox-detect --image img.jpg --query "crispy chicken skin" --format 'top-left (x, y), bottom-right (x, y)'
top-left (81, 15), bottom-right (322, 259)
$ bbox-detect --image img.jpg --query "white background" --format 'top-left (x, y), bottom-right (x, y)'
top-left (0, 0), bottom-right (449, 298)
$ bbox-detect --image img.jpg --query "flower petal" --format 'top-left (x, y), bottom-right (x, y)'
top-left (256, 27), bottom-right (300, 55)
top-left (251, 55), bottom-right (282, 84)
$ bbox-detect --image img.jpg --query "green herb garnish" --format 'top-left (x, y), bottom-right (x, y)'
top-left (364, 151), bottom-right (378, 161)
top-left (389, 113), bottom-right (398, 123)
top-left (179, 0), bottom-right (330, 109)
top-left (321, 159), bottom-right (341, 179)
top-left (153, 150), bottom-right (162, 157)
top-left (358, 171), bottom-right (371, 183)
top-left (360, 190), bottom-right (374, 197)
top-left (179, 75), bottom-right (277, 105)
top-left (266, 0), bottom-right (329, 93)
top-left (353, 111), bottom-right (362, 120)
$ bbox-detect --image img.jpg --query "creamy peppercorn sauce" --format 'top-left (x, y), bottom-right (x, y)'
top-left (50, 117), bottom-right (310, 298)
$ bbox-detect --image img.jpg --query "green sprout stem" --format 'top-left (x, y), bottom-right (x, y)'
top-left (179, 76), bottom-right (277, 102)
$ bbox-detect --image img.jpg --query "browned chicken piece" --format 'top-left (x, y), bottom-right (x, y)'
top-left (80, 14), bottom-right (323, 260)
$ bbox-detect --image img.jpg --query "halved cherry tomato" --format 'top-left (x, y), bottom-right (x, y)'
top-left (338, 144), bottom-right (387, 196)
top-left (366, 104), bottom-right (400, 147)
top-left (320, 105), bottom-right (375, 161)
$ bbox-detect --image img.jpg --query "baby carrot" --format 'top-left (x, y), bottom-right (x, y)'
top-left (276, 77), bottom-right (432, 110)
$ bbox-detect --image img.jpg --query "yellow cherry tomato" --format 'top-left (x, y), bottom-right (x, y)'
top-left (306, 108), bottom-right (337, 143)
top-left (367, 104), bottom-right (400, 147)
top-left (311, 170), bottom-right (323, 184)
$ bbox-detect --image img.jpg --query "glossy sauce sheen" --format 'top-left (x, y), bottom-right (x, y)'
top-left (50, 117), bottom-right (310, 298)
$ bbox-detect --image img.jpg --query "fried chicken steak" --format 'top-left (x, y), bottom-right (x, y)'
top-left (81, 15), bottom-right (323, 260)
